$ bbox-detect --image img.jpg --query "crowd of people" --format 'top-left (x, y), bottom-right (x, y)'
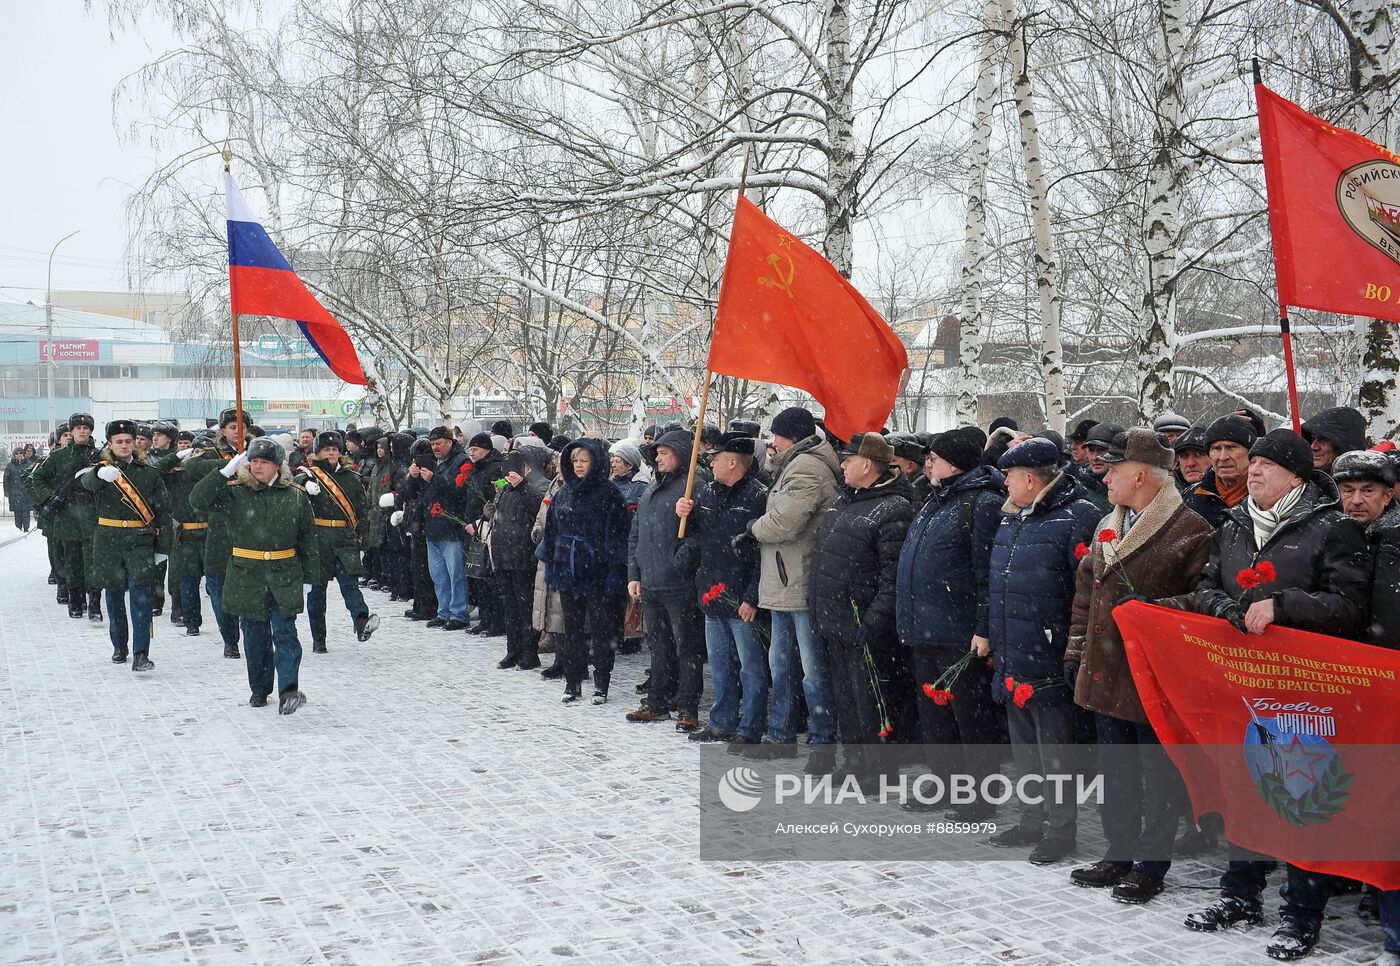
top-left (7, 400), bottom-right (1399, 962)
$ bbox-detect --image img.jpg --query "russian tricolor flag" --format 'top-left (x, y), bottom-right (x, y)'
top-left (225, 172), bottom-right (368, 385)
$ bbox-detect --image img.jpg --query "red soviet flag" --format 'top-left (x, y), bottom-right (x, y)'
top-left (707, 196), bottom-right (908, 441)
top-left (1258, 83), bottom-right (1400, 323)
top-left (1116, 601), bottom-right (1400, 889)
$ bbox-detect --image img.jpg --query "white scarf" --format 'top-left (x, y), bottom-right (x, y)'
top-left (1246, 482), bottom-right (1306, 548)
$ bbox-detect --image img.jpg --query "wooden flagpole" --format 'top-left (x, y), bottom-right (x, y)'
top-left (1253, 59), bottom-right (1303, 432)
top-left (678, 146), bottom-right (752, 539)
top-left (224, 147), bottom-right (247, 450)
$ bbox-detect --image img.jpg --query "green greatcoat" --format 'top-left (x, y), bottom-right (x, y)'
top-left (189, 461), bottom-right (318, 620)
top-left (296, 457), bottom-right (367, 584)
top-left (27, 439), bottom-right (99, 540)
top-left (163, 451), bottom-right (209, 581)
top-left (184, 438), bottom-right (239, 576)
top-left (78, 449), bottom-right (173, 589)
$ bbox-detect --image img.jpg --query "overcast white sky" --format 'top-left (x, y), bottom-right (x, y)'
top-left (0, 3), bottom-right (177, 302)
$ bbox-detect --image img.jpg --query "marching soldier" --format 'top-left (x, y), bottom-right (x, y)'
top-left (146, 421), bottom-right (180, 618)
top-left (165, 433), bottom-right (213, 637)
top-left (28, 412), bottom-right (103, 621)
top-left (184, 409), bottom-right (250, 659)
top-left (294, 429), bottom-right (379, 653)
top-left (189, 436), bottom-right (318, 714)
top-left (79, 420), bottom-right (172, 669)
top-left (28, 423), bottom-right (70, 602)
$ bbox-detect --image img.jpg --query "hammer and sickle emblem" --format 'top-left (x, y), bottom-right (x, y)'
top-left (758, 235), bottom-right (796, 298)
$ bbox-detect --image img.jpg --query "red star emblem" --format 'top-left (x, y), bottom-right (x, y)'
top-left (1278, 735), bottom-right (1332, 783)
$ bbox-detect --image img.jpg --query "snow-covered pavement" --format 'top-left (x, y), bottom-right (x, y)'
top-left (0, 532), bottom-right (1386, 964)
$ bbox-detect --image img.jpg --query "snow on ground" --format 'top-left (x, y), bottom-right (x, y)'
top-left (0, 531), bottom-right (1386, 964)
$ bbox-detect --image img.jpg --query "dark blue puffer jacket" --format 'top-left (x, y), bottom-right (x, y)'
top-left (895, 465), bottom-right (1005, 649)
top-left (539, 438), bottom-right (629, 597)
top-left (987, 470), bottom-right (1100, 705)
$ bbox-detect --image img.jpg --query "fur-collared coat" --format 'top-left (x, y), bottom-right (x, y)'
top-left (1065, 482), bottom-right (1213, 723)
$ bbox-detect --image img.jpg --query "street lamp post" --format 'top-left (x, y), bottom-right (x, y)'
top-left (45, 230), bottom-right (80, 430)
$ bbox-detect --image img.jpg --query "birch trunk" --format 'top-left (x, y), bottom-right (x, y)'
top-left (1002, 0), bottom-right (1066, 434)
top-left (1137, 0), bottom-right (1188, 423)
top-left (954, 0), bottom-right (1000, 425)
top-left (823, 0), bottom-right (857, 277)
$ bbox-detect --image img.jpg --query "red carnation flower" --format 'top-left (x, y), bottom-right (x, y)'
top-left (921, 682), bottom-right (938, 700)
top-left (1254, 561), bottom-right (1276, 583)
top-left (1236, 568), bottom-right (1260, 590)
top-left (430, 503), bottom-right (444, 517)
top-left (1098, 528), bottom-right (1118, 543)
top-left (1012, 683), bottom-right (1034, 709)
top-left (1074, 541), bottom-right (1090, 560)
top-left (932, 689), bottom-right (952, 706)
top-left (878, 725), bottom-right (893, 739)
top-left (1005, 676), bottom-right (1016, 692)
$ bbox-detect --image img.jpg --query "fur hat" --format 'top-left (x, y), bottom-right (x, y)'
top-left (771, 407), bottom-right (816, 442)
top-left (428, 426), bottom-right (454, 442)
top-left (728, 419), bottom-right (761, 438)
top-left (247, 437), bottom-right (285, 466)
top-left (930, 426), bottom-right (986, 472)
top-left (1099, 427), bottom-right (1174, 470)
top-left (218, 408), bottom-right (251, 429)
top-left (713, 432), bottom-right (757, 456)
top-left (68, 412), bottom-right (96, 430)
top-left (1249, 429), bottom-right (1313, 481)
top-left (315, 430), bottom-right (345, 453)
top-left (134, 423), bottom-right (153, 439)
top-left (105, 419), bottom-right (137, 439)
top-left (1331, 450), bottom-right (1397, 487)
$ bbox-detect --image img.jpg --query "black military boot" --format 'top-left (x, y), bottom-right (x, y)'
top-left (56, 578), bottom-right (68, 604)
top-left (87, 591), bottom-right (103, 622)
top-left (68, 593), bottom-right (86, 619)
top-left (48, 571), bottom-right (58, 585)
top-left (151, 589), bottom-right (164, 617)
top-left (111, 647), bottom-right (128, 664)
top-left (131, 653), bottom-right (154, 672)
top-left (312, 640), bottom-right (328, 654)
top-left (223, 641), bottom-right (241, 659)
top-left (170, 597), bottom-right (183, 625)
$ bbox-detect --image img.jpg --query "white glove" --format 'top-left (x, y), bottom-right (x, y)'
top-left (97, 465), bottom-right (122, 482)
top-left (176, 447), bottom-right (193, 459)
top-left (304, 481), bottom-right (321, 496)
top-left (303, 583), bottom-right (314, 595)
top-left (378, 493), bottom-right (396, 508)
top-left (220, 451), bottom-right (248, 478)
top-left (153, 553), bottom-right (168, 565)
top-left (390, 510), bottom-right (405, 527)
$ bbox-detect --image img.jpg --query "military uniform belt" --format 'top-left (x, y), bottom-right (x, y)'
top-left (178, 521), bottom-right (209, 531)
top-left (314, 518), bottom-right (348, 528)
top-left (231, 547), bottom-right (297, 561)
top-left (98, 517), bottom-right (148, 528)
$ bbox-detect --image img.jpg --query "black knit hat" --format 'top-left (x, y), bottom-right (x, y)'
top-left (1249, 429), bottom-right (1313, 481)
top-left (1204, 414), bottom-right (1258, 450)
top-left (930, 426), bottom-right (986, 472)
top-left (105, 419), bottom-right (137, 439)
top-left (988, 416), bottom-right (1019, 434)
top-left (468, 432), bottom-right (494, 451)
top-left (771, 407), bottom-right (816, 442)
top-left (491, 419), bottom-right (515, 438)
top-left (529, 421), bottom-right (553, 442)
top-left (315, 430), bottom-right (345, 453)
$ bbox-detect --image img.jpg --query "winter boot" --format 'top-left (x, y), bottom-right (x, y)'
top-left (354, 612), bottom-right (380, 642)
top-left (562, 683), bottom-right (583, 704)
top-left (1110, 871), bottom-right (1164, 904)
top-left (635, 674), bottom-right (651, 695)
top-left (223, 641), bottom-right (241, 660)
top-left (1266, 919), bottom-right (1320, 960)
top-left (1182, 895), bottom-right (1264, 932)
top-left (56, 578), bottom-right (68, 604)
top-left (498, 654), bottom-right (518, 669)
top-left (48, 571), bottom-right (58, 585)
top-left (540, 660), bottom-right (564, 680)
top-left (517, 644), bottom-right (541, 670)
top-left (111, 647), bottom-right (128, 664)
top-left (68, 593), bottom-right (85, 619)
top-left (170, 598), bottom-right (183, 625)
top-left (249, 694), bottom-right (268, 708)
top-left (1028, 836), bottom-right (1077, 866)
top-left (592, 671), bottom-right (609, 704)
top-left (312, 640), bottom-right (328, 654)
top-left (990, 824), bottom-right (1043, 849)
top-left (278, 687), bottom-right (307, 715)
top-left (626, 703), bottom-right (671, 723)
top-left (151, 589), bottom-right (164, 618)
top-left (1070, 861), bottom-right (1132, 889)
top-left (131, 653), bottom-right (154, 672)
top-left (87, 591), bottom-right (103, 622)
top-left (674, 710), bottom-right (701, 733)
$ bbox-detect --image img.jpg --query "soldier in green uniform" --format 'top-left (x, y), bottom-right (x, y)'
top-left (28, 412), bottom-right (102, 621)
top-left (147, 421), bottom-right (180, 620)
top-left (295, 430), bottom-right (379, 653)
top-left (190, 436), bottom-right (318, 714)
top-left (79, 420), bottom-right (172, 669)
top-left (28, 423), bottom-right (70, 604)
top-left (184, 409), bottom-right (249, 659)
top-left (165, 432), bottom-right (213, 637)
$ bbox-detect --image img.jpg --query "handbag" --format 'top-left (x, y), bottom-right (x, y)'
top-left (464, 534), bottom-right (490, 579)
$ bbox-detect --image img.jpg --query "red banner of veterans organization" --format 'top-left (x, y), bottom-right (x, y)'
top-left (1257, 83), bottom-right (1400, 323)
top-left (707, 197), bottom-right (908, 442)
top-left (1116, 601), bottom-right (1400, 890)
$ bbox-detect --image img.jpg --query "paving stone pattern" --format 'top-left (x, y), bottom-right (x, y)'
top-left (0, 535), bottom-right (1385, 964)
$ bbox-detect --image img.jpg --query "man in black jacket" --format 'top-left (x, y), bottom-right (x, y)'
top-left (1166, 429), bottom-right (1370, 960)
top-left (490, 445), bottom-right (549, 669)
top-left (404, 427), bottom-right (472, 629)
top-left (462, 432), bottom-right (507, 636)
top-left (626, 429), bottom-right (707, 730)
top-left (674, 434), bottom-right (768, 749)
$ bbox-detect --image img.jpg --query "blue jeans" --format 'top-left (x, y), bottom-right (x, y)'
top-left (1381, 889), bottom-right (1400, 953)
top-left (239, 599), bottom-right (302, 697)
top-left (426, 540), bottom-right (469, 621)
top-left (204, 572), bottom-right (241, 646)
top-left (179, 575), bottom-right (202, 631)
top-left (105, 582), bottom-right (152, 654)
top-left (705, 616), bottom-right (769, 740)
top-left (306, 553), bottom-right (368, 643)
top-left (766, 610), bottom-right (835, 744)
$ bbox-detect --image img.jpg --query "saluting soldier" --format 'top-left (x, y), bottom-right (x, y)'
top-left (190, 437), bottom-right (318, 713)
top-left (28, 412), bottom-right (103, 621)
top-left (165, 432), bottom-right (214, 637)
top-left (294, 429), bottom-right (379, 653)
top-left (184, 409), bottom-right (249, 659)
top-left (79, 419), bottom-right (172, 670)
